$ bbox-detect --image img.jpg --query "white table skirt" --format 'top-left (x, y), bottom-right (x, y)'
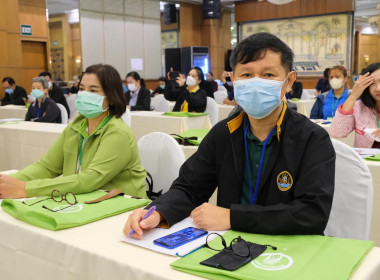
top-left (0, 105), bottom-right (28, 119)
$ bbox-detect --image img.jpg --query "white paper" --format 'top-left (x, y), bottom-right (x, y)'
top-left (353, 148), bottom-right (380, 158)
top-left (364, 128), bottom-right (380, 142)
top-left (121, 217), bottom-right (226, 257)
top-left (0, 118), bottom-right (24, 123)
top-left (131, 58), bottom-right (143, 71)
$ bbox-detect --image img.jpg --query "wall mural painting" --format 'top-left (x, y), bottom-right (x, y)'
top-left (50, 48), bottom-right (65, 81)
top-left (240, 13), bottom-right (353, 76)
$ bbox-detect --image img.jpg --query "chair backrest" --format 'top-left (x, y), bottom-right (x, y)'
top-left (218, 85), bottom-right (227, 93)
top-left (56, 103), bottom-right (68, 124)
top-left (121, 107), bottom-right (131, 126)
top-left (151, 94), bottom-right (170, 112)
top-left (213, 90), bottom-right (227, 105)
top-left (324, 139), bottom-right (373, 240)
top-left (137, 132), bottom-right (186, 196)
top-left (65, 94), bottom-right (77, 121)
top-left (205, 97), bottom-right (218, 126)
top-left (300, 90), bottom-right (310, 100)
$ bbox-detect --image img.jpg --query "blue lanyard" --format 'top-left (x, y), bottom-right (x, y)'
top-left (331, 88), bottom-right (347, 117)
top-left (36, 104), bottom-right (41, 117)
top-left (244, 121), bottom-right (276, 204)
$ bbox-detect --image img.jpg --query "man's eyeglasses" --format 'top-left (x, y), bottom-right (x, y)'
top-left (23, 189), bottom-right (78, 212)
top-left (204, 233), bottom-right (277, 258)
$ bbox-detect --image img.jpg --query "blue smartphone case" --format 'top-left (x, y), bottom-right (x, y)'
top-left (153, 227), bottom-right (208, 249)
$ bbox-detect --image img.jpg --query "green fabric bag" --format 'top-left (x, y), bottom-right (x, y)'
top-left (171, 231), bottom-right (374, 280)
top-left (1, 190), bottom-right (150, 230)
top-left (172, 129), bottom-right (210, 146)
top-left (164, 112), bottom-right (209, 117)
top-left (290, 98), bottom-right (300, 101)
top-left (365, 153), bottom-right (380, 161)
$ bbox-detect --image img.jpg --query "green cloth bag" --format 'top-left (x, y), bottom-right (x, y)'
top-left (1, 190), bottom-right (150, 230)
top-left (171, 231), bottom-right (374, 280)
top-left (365, 153), bottom-right (380, 161)
top-left (172, 129), bottom-right (210, 146)
top-left (164, 112), bottom-right (209, 117)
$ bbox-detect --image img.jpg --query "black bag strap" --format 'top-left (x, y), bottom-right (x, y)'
top-left (145, 171), bottom-right (163, 200)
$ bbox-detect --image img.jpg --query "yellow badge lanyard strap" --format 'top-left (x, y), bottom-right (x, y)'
top-left (76, 115), bottom-right (112, 174)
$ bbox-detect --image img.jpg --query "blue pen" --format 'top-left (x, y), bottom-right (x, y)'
top-left (128, 205), bottom-right (156, 237)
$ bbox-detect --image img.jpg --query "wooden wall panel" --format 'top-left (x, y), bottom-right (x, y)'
top-left (358, 34), bottom-right (379, 73)
top-left (6, 0), bottom-right (20, 32)
top-left (326, 0), bottom-right (354, 13)
top-left (49, 22), bottom-right (64, 49)
top-left (299, 0), bottom-right (326, 16)
top-left (179, 2), bottom-right (202, 47)
top-left (18, 0), bottom-right (45, 7)
top-left (7, 33), bottom-right (23, 67)
top-left (19, 4), bottom-right (48, 41)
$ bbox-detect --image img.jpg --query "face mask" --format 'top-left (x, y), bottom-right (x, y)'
top-left (48, 81), bottom-right (53, 89)
top-left (329, 78), bottom-right (344, 90)
top-left (76, 91), bottom-right (108, 119)
top-left (31, 89), bottom-right (44, 99)
top-left (206, 77), bottom-right (212, 82)
top-left (5, 88), bottom-right (13, 94)
top-left (128, 83), bottom-right (137, 92)
top-left (186, 76), bottom-right (197, 87)
top-left (233, 76), bottom-right (286, 119)
top-left (159, 84), bottom-right (165, 89)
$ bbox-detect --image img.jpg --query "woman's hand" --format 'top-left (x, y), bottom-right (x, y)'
top-left (371, 128), bottom-right (380, 140)
top-left (0, 174), bottom-right (27, 199)
top-left (177, 74), bottom-right (186, 87)
top-left (350, 73), bottom-right (374, 99)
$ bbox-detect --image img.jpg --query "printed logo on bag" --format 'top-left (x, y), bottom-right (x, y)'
top-left (277, 171), bottom-right (293, 192)
top-left (52, 204), bottom-right (83, 213)
top-left (251, 253), bottom-right (293, 271)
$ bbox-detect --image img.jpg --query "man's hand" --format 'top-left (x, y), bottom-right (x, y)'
top-left (123, 208), bottom-right (162, 239)
top-left (190, 203), bottom-right (231, 231)
top-left (0, 174), bottom-right (27, 198)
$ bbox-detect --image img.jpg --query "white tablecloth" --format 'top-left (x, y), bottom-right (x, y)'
top-left (168, 102), bottom-right (234, 122)
top-left (292, 99), bottom-right (316, 118)
top-left (130, 111), bottom-right (212, 141)
top-left (0, 105), bottom-right (28, 119)
top-left (0, 201), bottom-right (379, 280)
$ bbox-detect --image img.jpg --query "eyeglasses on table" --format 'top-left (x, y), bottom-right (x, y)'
top-left (22, 189), bottom-right (78, 212)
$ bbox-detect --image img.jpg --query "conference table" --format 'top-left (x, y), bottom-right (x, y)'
top-left (130, 111), bottom-right (212, 141)
top-left (0, 173), bottom-right (379, 280)
top-left (168, 102), bottom-right (234, 122)
top-left (291, 99), bottom-right (316, 118)
top-left (0, 104), bottom-right (28, 119)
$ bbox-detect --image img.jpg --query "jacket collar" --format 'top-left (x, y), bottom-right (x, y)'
top-left (71, 114), bottom-right (112, 138)
top-left (227, 102), bottom-right (288, 141)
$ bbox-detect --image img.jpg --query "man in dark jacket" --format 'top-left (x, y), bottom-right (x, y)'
top-left (1, 77), bottom-right (27, 106)
top-left (124, 33), bottom-right (335, 237)
top-left (39, 72), bottom-right (70, 118)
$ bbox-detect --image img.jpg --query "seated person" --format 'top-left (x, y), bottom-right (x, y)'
top-left (39, 71), bottom-right (70, 119)
top-left (195, 67), bottom-right (214, 99)
top-left (0, 64), bottom-right (147, 199)
top-left (314, 68), bottom-right (331, 96)
top-left (221, 71), bottom-right (237, 106)
top-left (206, 72), bottom-right (218, 92)
top-left (125, 71), bottom-right (151, 111)
top-left (310, 65), bottom-right (350, 120)
top-left (151, 76), bottom-right (167, 97)
top-left (164, 68), bottom-right (207, 113)
top-left (69, 77), bottom-right (80, 95)
top-left (330, 63), bottom-right (380, 148)
top-left (124, 32), bottom-right (335, 238)
top-left (285, 74), bottom-right (303, 99)
top-left (25, 77), bottom-right (61, 123)
top-left (1, 77), bottom-right (27, 106)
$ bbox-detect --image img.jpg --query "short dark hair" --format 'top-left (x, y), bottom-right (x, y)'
top-left (158, 76), bottom-right (166, 82)
top-left (39, 71), bottom-right (52, 79)
top-left (323, 68), bottom-right (330, 79)
top-left (192, 66), bottom-right (205, 82)
top-left (2, 77), bottom-right (15, 85)
top-left (81, 64), bottom-right (127, 118)
top-left (207, 72), bottom-right (213, 77)
top-left (230, 32), bottom-right (294, 73)
top-left (126, 71), bottom-right (146, 88)
top-left (328, 65), bottom-right (347, 78)
top-left (360, 63), bottom-right (380, 109)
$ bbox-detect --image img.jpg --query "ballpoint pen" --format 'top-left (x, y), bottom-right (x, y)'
top-left (128, 205), bottom-right (157, 237)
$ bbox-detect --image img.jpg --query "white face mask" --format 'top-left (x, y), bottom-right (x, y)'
top-left (128, 83), bottom-right (137, 92)
top-left (186, 76), bottom-right (197, 87)
top-left (48, 81), bottom-right (53, 89)
top-left (330, 78), bottom-right (344, 90)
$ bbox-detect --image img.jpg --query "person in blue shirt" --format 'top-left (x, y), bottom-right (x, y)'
top-left (310, 65), bottom-right (350, 120)
top-left (314, 68), bottom-right (331, 96)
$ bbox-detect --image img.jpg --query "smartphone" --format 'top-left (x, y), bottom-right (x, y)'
top-left (153, 227), bottom-right (208, 249)
top-left (169, 71), bottom-right (180, 81)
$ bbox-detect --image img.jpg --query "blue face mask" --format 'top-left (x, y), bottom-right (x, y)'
top-left (233, 76), bottom-right (287, 119)
top-left (31, 89), bottom-right (44, 99)
top-left (5, 88), bottom-right (14, 94)
top-left (159, 84), bottom-right (165, 89)
top-left (76, 91), bottom-right (108, 119)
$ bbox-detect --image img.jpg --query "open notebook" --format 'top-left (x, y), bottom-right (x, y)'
top-left (121, 217), bottom-right (226, 257)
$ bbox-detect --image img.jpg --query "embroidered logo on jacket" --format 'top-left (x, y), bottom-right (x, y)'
top-left (277, 171), bottom-right (293, 191)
